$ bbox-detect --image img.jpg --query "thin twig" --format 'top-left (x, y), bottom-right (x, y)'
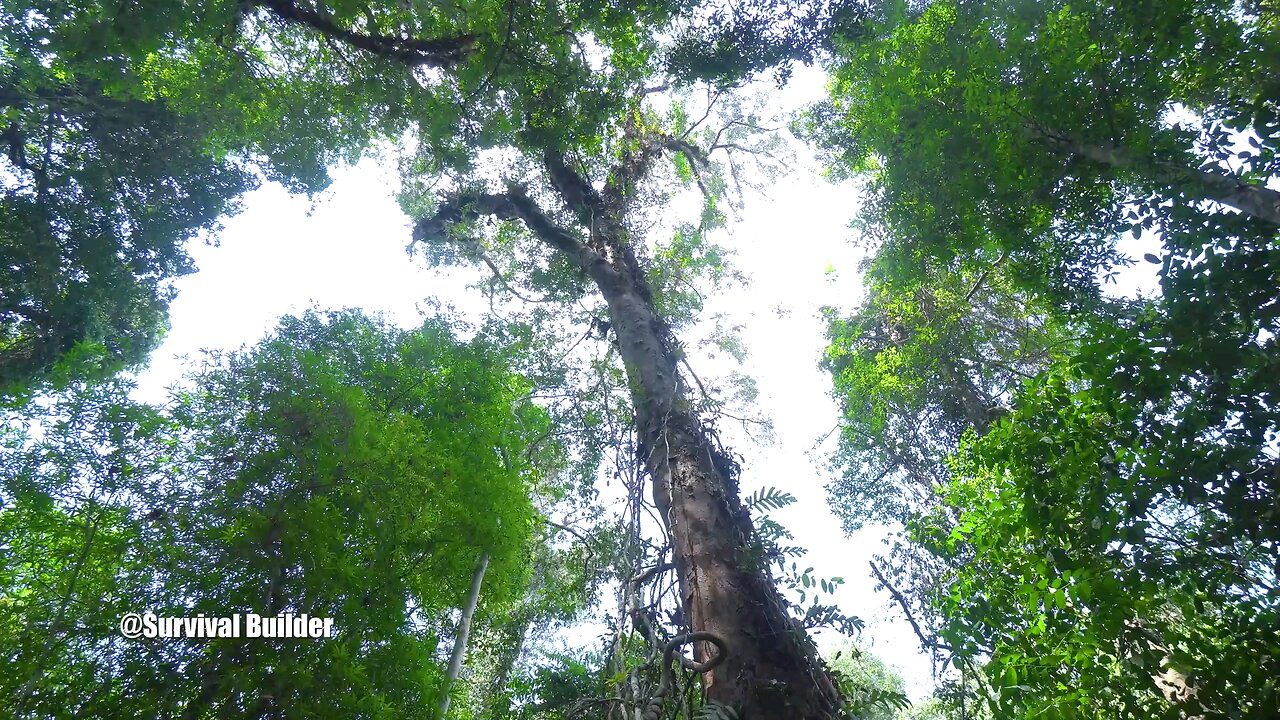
top-left (679, 88), bottom-right (723, 140)
top-left (473, 243), bottom-right (553, 303)
top-left (964, 251), bottom-right (1008, 303)
top-left (539, 516), bottom-right (592, 546)
top-left (869, 560), bottom-right (952, 652)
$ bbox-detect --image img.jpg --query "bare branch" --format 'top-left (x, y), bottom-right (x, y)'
top-left (964, 251), bottom-right (1008, 302)
top-left (728, 118), bottom-right (781, 133)
top-left (869, 560), bottom-right (952, 653)
top-left (709, 142), bottom-right (780, 162)
top-left (679, 355), bottom-right (710, 401)
top-left (539, 516), bottom-right (593, 546)
top-left (678, 88), bottom-right (723, 140)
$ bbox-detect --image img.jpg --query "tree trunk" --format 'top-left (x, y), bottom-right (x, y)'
top-left (545, 143), bottom-right (842, 717)
top-left (1030, 125), bottom-right (1280, 226)
top-left (940, 360), bottom-right (995, 435)
top-left (415, 142), bottom-right (841, 716)
top-left (605, 280), bottom-right (840, 720)
top-left (476, 552), bottom-right (547, 717)
top-left (437, 552), bottom-right (489, 720)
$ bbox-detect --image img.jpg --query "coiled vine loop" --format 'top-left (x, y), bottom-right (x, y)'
top-left (641, 632), bottom-right (729, 720)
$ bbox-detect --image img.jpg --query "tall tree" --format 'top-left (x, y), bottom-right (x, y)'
top-left (808, 0), bottom-right (1280, 716)
top-left (1, 310), bottom-right (553, 717)
top-left (189, 1), bottom-right (848, 715)
top-left (411, 94), bottom-right (843, 720)
top-left (7, 2), bottom-right (865, 715)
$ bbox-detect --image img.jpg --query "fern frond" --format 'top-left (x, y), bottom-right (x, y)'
top-left (745, 486), bottom-right (796, 512)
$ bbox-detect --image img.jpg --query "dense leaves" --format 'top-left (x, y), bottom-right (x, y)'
top-left (666, 0), bottom-right (869, 86)
top-left (1, 310), bottom-right (551, 717)
top-left (822, 259), bottom-right (1074, 530)
top-left (1, 0), bottom-right (698, 396)
top-left (0, 35), bottom-right (254, 394)
top-left (814, 0), bottom-right (1280, 717)
top-left (801, 0), bottom-right (1280, 304)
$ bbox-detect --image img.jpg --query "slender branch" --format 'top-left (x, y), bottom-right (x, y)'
top-left (683, 157), bottom-right (712, 200)
top-left (679, 355), bottom-right (709, 401)
top-left (471, 241), bottom-right (553, 303)
top-left (538, 516), bottom-right (592, 546)
top-left (869, 560), bottom-right (951, 653)
top-left (472, 0), bottom-right (518, 97)
top-left (709, 142), bottom-right (778, 161)
top-left (679, 88), bottom-right (723, 140)
top-left (964, 252), bottom-right (1008, 302)
top-left (551, 324), bottom-right (595, 366)
top-left (728, 119), bottom-right (781, 133)
top-left (630, 562), bottom-right (676, 589)
top-left (14, 514), bottom-right (100, 711)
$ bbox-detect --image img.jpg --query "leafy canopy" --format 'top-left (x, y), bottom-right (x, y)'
top-left (1, 310), bottom-right (553, 717)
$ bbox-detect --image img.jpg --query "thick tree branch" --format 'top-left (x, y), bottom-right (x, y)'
top-left (599, 114), bottom-right (668, 216)
top-left (663, 137), bottom-right (710, 166)
top-left (597, 131), bottom-right (718, 221)
top-left (543, 148), bottom-right (607, 227)
top-left (1028, 123), bottom-right (1280, 226)
top-left (412, 186), bottom-right (618, 286)
top-left (256, 0), bottom-right (475, 67)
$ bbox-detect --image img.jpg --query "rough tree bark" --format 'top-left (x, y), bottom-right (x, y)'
top-left (415, 138), bottom-right (841, 719)
top-left (1030, 125), bottom-right (1280, 226)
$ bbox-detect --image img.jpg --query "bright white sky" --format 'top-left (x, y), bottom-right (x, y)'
top-left (129, 67), bottom-right (1163, 700)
